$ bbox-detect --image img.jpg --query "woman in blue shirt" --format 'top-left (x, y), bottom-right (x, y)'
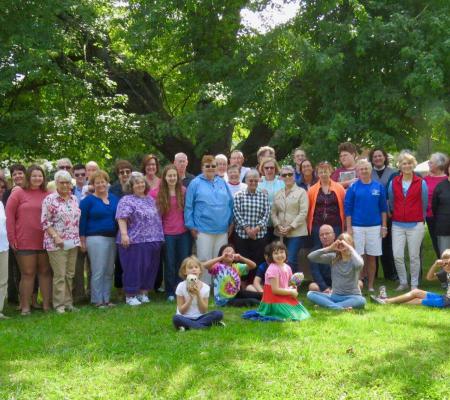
top-left (184, 155), bottom-right (233, 285)
top-left (80, 170), bottom-right (119, 308)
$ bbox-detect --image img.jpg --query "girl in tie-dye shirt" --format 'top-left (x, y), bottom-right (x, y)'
top-left (203, 244), bottom-right (261, 307)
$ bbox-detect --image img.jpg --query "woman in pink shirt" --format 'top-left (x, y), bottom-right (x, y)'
top-left (424, 152), bottom-right (448, 258)
top-left (155, 165), bottom-right (191, 302)
top-left (6, 165), bottom-right (51, 315)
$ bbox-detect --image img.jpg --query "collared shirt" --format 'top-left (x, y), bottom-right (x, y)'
top-left (73, 185), bottom-right (84, 203)
top-left (41, 193), bottom-right (81, 251)
top-left (233, 189), bottom-right (270, 239)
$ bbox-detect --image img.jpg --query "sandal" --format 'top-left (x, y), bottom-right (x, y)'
top-left (21, 310), bottom-right (31, 316)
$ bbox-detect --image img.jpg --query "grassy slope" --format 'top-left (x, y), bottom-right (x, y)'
top-left (0, 235), bottom-right (449, 400)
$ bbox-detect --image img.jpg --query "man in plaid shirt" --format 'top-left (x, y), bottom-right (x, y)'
top-left (233, 169), bottom-right (270, 275)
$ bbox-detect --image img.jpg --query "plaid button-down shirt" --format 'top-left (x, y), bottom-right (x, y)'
top-left (233, 189), bottom-right (270, 239)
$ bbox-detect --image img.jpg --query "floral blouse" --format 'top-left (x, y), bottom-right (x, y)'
top-left (41, 193), bottom-right (81, 251)
top-left (115, 195), bottom-right (164, 244)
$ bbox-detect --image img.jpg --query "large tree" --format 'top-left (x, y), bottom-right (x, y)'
top-left (1, 1), bottom-right (449, 169)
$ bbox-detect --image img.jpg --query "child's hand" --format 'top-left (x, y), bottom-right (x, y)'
top-left (189, 283), bottom-right (200, 296)
top-left (233, 253), bottom-right (241, 262)
top-left (290, 288), bottom-right (298, 299)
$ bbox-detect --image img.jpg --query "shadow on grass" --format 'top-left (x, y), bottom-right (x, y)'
top-left (0, 299), bottom-right (449, 399)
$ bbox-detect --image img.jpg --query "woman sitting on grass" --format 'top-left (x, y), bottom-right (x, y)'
top-left (203, 244), bottom-right (261, 307)
top-left (173, 256), bottom-right (224, 331)
top-left (243, 241), bottom-right (310, 321)
top-left (306, 233), bottom-right (366, 310)
top-left (371, 250), bottom-right (450, 308)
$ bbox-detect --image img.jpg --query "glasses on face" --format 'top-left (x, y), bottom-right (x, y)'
top-left (59, 165), bottom-right (72, 170)
top-left (58, 181), bottom-right (72, 185)
top-left (264, 166), bottom-right (275, 170)
top-left (281, 173), bottom-right (294, 178)
top-left (74, 173), bottom-right (86, 178)
top-left (247, 179), bottom-right (259, 183)
top-left (203, 164), bottom-right (217, 169)
top-left (119, 169), bottom-right (131, 176)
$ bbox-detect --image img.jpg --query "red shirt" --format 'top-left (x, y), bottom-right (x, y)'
top-left (6, 188), bottom-right (48, 250)
top-left (424, 175), bottom-right (447, 217)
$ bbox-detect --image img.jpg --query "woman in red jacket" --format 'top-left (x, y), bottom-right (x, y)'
top-left (6, 165), bottom-right (51, 315)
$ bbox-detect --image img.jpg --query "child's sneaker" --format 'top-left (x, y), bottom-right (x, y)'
top-left (177, 326), bottom-right (186, 332)
top-left (370, 295), bottom-right (386, 305)
top-left (126, 296), bottom-right (141, 306)
top-left (167, 295), bottom-right (175, 302)
top-left (378, 285), bottom-right (387, 299)
top-left (215, 321), bottom-right (226, 328)
top-left (137, 294), bottom-right (150, 303)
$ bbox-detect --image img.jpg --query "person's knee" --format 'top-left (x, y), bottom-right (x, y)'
top-left (211, 310), bottom-right (224, 320)
top-left (308, 282), bottom-right (320, 292)
top-left (354, 296), bottom-right (366, 309)
top-left (410, 288), bottom-right (423, 297)
top-left (306, 291), bottom-right (317, 301)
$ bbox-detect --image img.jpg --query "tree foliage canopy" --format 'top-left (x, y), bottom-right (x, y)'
top-left (1, 0), bottom-right (449, 168)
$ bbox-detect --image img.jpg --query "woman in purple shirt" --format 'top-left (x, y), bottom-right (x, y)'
top-left (116, 172), bottom-right (164, 306)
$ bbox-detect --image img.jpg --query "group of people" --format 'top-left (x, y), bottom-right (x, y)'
top-left (0, 143), bottom-right (448, 330)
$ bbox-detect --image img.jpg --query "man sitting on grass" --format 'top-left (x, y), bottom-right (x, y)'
top-left (371, 249), bottom-right (450, 308)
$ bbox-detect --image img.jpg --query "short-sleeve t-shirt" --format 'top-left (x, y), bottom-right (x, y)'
top-left (209, 262), bottom-right (249, 306)
top-left (265, 263), bottom-right (292, 289)
top-left (175, 280), bottom-right (210, 319)
top-left (255, 262), bottom-right (269, 285)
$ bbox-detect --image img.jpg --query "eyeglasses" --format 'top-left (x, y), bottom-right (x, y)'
top-left (58, 181), bottom-right (72, 185)
top-left (281, 173), bottom-right (294, 178)
top-left (74, 173), bottom-right (86, 177)
top-left (247, 179), bottom-right (259, 183)
top-left (203, 164), bottom-right (217, 168)
top-left (58, 166), bottom-right (72, 170)
top-left (264, 166), bottom-right (275, 170)
top-left (118, 169), bottom-right (132, 176)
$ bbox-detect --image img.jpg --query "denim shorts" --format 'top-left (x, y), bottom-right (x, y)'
top-left (421, 292), bottom-right (445, 308)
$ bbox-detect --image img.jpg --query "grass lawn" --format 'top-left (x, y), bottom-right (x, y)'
top-left (1, 235), bottom-right (449, 399)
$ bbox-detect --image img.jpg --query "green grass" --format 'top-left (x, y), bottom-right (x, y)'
top-left (1, 234), bottom-right (449, 399)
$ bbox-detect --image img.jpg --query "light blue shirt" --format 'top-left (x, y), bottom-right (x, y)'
top-left (184, 174), bottom-right (233, 234)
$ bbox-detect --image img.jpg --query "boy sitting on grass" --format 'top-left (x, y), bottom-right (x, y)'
top-left (371, 249), bottom-right (450, 308)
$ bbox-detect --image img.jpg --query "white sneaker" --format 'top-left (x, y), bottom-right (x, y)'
top-left (137, 294), bottom-right (150, 304)
top-left (167, 295), bottom-right (175, 302)
top-left (395, 284), bottom-right (409, 292)
top-left (126, 297), bottom-right (141, 306)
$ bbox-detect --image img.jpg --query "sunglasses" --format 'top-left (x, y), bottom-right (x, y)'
top-left (74, 173), bottom-right (86, 177)
top-left (203, 164), bottom-right (217, 168)
top-left (281, 173), bottom-right (294, 178)
top-left (118, 169), bottom-right (132, 176)
top-left (264, 166), bottom-right (275, 170)
top-left (58, 166), bottom-right (72, 170)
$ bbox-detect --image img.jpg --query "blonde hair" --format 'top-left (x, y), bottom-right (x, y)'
top-left (397, 152), bottom-right (417, 168)
top-left (333, 232), bottom-right (354, 263)
top-left (441, 249), bottom-right (450, 259)
top-left (178, 256), bottom-right (204, 279)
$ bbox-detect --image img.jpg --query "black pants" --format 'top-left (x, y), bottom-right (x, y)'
top-left (378, 220), bottom-right (398, 281)
top-left (426, 217), bottom-right (441, 259)
top-left (234, 235), bottom-right (267, 284)
top-left (228, 290), bottom-right (262, 307)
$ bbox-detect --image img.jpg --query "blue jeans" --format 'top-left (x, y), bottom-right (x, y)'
top-left (164, 232), bottom-right (192, 297)
top-left (307, 291), bottom-right (366, 310)
top-left (172, 311), bottom-right (224, 329)
top-left (282, 236), bottom-right (307, 272)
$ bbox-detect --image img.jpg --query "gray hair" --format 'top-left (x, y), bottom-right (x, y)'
top-left (215, 154), bottom-right (228, 162)
top-left (356, 159), bottom-right (372, 171)
top-left (54, 170), bottom-right (72, 183)
top-left (280, 165), bottom-right (295, 173)
top-left (123, 172), bottom-right (150, 195)
top-left (57, 158), bottom-right (72, 168)
top-left (430, 152), bottom-right (448, 171)
top-left (245, 169), bottom-right (260, 182)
